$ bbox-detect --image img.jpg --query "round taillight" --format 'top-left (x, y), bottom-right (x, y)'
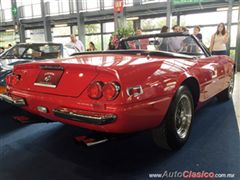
top-left (5, 74), bottom-right (20, 86)
top-left (5, 75), bottom-right (11, 85)
top-left (87, 81), bottom-right (103, 99)
top-left (103, 82), bottom-right (120, 100)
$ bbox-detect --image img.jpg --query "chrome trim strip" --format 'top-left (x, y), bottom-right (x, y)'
top-left (105, 82), bottom-right (121, 100)
top-left (34, 83), bottom-right (57, 88)
top-left (53, 109), bottom-right (117, 125)
top-left (0, 94), bottom-right (26, 107)
top-left (126, 85), bottom-right (144, 97)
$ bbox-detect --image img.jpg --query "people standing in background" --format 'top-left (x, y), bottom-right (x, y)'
top-left (135, 29), bottom-right (143, 49)
top-left (160, 26), bottom-right (168, 33)
top-left (135, 29), bottom-right (142, 36)
top-left (168, 25), bottom-right (184, 52)
top-left (172, 25), bottom-right (180, 32)
top-left (66, 34), bottom-right (85, 52)
top-left (181, 26), bottom-right (189, 33)
top-left (158, 26), bottom-right (168, 50)
top-left (193, 26), bottom-right (202, 41)
top-left (87, 42), bottom-right (97, 51)
top-left (209, 23), bottom-right (228, 55)
top-left (0, 47), bottom-right (5, 54)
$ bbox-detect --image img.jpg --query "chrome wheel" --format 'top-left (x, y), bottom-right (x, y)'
top-left (175, 94), bottom-right (192, 139)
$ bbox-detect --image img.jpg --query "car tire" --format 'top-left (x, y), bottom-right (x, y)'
top-left (217, 73), bottom-right (235, 102)
top-left (152, 85), bottom-right (194, 150)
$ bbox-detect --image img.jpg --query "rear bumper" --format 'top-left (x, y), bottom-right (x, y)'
top-left (0, 93), bottom-right (26, 107)
top-left (53, 109), bottom-right (116, 125)
top-left (3, 89), bottom-right (171, 133)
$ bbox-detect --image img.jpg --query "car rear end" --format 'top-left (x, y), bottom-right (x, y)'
top-left (1, 55), bottom-right (172, 133)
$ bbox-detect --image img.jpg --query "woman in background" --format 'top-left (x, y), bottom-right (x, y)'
top-left (160, 26), bottom-right (168, 33)
top-left (87, 41), bottom-right (97, 51)
top-left (209, 23), bottom-right (228, 55)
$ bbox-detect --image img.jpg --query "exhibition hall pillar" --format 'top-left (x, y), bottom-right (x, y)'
top-left (226, 0), bottom-right (233, 55)
top-left (76, 0), bottom-right (85, 45)
top-left (166, 0), bottom-right (172, 31)
top-left (11, 0), bottom-right (25, 43)
top-left (41, 0), bottom-right (52, 42)
top-left (236, 0), bottom-right (240, 72)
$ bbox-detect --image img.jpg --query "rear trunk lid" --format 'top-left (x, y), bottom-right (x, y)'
top-left (12, 52), bottom-right (193, 97)
top-left (14, 62), bottom-right (98, 97)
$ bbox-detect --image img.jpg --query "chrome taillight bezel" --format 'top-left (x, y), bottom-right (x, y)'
top-left (87, 81), bottom-right (104, 100)
top-left (103, 81), bottom-right (121, 101)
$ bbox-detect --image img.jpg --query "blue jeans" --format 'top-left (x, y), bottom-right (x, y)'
top-left (212, 50), bottom-right (227, 55)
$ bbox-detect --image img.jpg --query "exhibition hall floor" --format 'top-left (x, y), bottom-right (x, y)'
top-left (0, 74), bottom-right (239, 180)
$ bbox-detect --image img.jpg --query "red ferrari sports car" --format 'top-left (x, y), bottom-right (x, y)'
top-left (0, 33), bottom-right (235, 150)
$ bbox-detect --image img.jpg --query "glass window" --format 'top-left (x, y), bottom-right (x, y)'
top-left (180, 11), bottom-right (227, 26)
top-left (232, 9), bottom-right (239, 23)
top-left (53, 37), bottom-right (70, 45)
top-left (103, 34), bottom-right (112, 50)
top-left (17, 0), bottom-right (41, 18)
top-left (126, 20), bottom-right (134, 30)
top-left (3, 46), bottom-right (27, 59)
top-left (195, 26), bottom-right (216, 47)
top-left (3, 9), bottom-right (13, 21)
top-left (72, 26), bottom-right (78, 35)
top-left (32, 4), bottom-right (41, 17)
top-left (23, 5), bottom-right (32, 18)
top-left (141, 17), bottom-right (166, 30)
top-left (52, 26), bottom-right (71, 36)
top-left (142, 0), bottom-right (167, 4)
top-left (85, 24), bottom-right (101, 34)
top-left (103, 22), bottom-right (114, 33)
top-left (17, 0), bottom-right (41, 6)
top-left (104, 0), bottom-right (113, 9)
top-left (25, 29), bottom-right (45, 43)
top-left (59, 0), bottom-right (70, 14)
top-left (44, 0), bottom-right (70, 15)
top-left (124, 0), bottom-right (133, 6)
top-left (229, 49), bottom-right (235, 60)
top-left (0, 31), bottom-right (15, 47)
top-left (47, 0), bottom-right (60, 15)
top-left (84, 0), bottom-right (100, 11)
top-left (0, 0), bottom-right (12, 22)
top-left (1, 0), bottom-right (12, 9)
top-left (230, 25), bottom-right (237, 48)
top-left (19, 44), bottom-right (62, 60)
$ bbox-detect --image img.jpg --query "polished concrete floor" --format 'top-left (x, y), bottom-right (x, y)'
top-left (0, 74), bottom-right (239, 180)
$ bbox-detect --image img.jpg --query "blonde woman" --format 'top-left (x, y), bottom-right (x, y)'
top-left (209, 23), bottom-right (228, 55)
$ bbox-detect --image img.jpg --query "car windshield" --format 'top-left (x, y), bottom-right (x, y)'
top-left (121, 34), bottom-right (205, 57)
top-left (0, 44), bottom-right (62, 60)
